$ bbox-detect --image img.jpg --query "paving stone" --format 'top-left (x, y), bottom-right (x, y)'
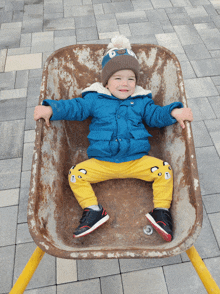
top-left (31, 31), bottom-right (54, 53)
top-left (196, 28), bottom-right (220, 50)
top-left (164, 262), bottom-right (207, 294)
top-left (191, 58), bottom-right (220, 78)
top-left (211, 76), bottom-right (220, 86)
top-left (0, 120), bottom-right (25, 160)
top-left (132, 0), bottom-right (153, 11)
top-left (57, 279), bottom-right (101, 294)
top-left (181, 208), bottom-right (220, 261)
top-left (0, 158), bottom-right (22, 190)
top-left (208, 96), bottom-right (220, 118)
top-left (25, 107), bottom-right (36, 130)
top-left (7, 47), bottom-right (31, 56)
top-left (18, 171), bottom-right (31, 223)
top-left (100, 275), bottom-right (123, 294)
top-left (99, 31), bottom-right (119, 40)
top-left (120, 255), bottom-right (181, 273)
top-left (188, 97), bottom-right (217, 121)
top-left (122, 267), bottom-right (168, 294)
top-left (205, 118), bottom-right (220, 156)
top-left (95, 13), bottom-right (115, 21)
top-left (57, 258), bottom-right (77, 284)
top-left (16, 222), bottom-right (33, 244)
top-left (74, 15), bottom-right (96, 28)
top-left (0, 10), bottom-right (13, 24)
top-left (29, 68), bottom-right (43, 79)
top-left (93, 3), bottom-right (104, 15)
top-left (0, 206), bottom-right (18, 246)
top-left (44, 3), bottom-right (63, 14)
top-left (204, 4), bottom-right (219, 16)
top-left (27, 77), bottom-right (43, 107)
top-left (184, 77), bottom-right (219, 98)
top-left (129, 22), bottom-right (163, 36)
top-left (14, 242), bottom-right (56, 290)
top-left (5, 53), bottom-right (42, 72)
top-left (20, 33), bottom-right (32, 47)
top-left (185, 6), bottom-right (210, 23)
top-left (145, 9), bottom-right (169, 23)
top-left (0, 98), bottom-right (26, 121)
top-left (15, 70), bottom-right (29, 89)
top-left (129, 35), bottom-right (158, 45)
top-left (0, 71), bottom-right (16, 90)
top-left (151, 0), bottom-right (172, 9)
top-left (156, 33), bottom-right (184, 54)
top-left (64, 5), bottom-right (93, 17)
top-left (0, 88), bottom-right (27, 100)
top-left (119, 24), bottom-right (131, 36)
top-left (168, 13), bottom-right (192, 26)
top-left (191, 121), bottom-right (213, 147)
top-left (24, 3), bottom-right (43, 15)
top-left (22, 17), bottom-right (43, 34)
top-left (204, 257), bottom-right (220, 289)
top-left (0, 245), bottom-right (15, 294)
top-left (0, 49), bottom-right (7, 72)
top-left (24, 130), bottom-right (35, 143)
top-left (103, 2), bottom-right (134, 14)
top-left (170, 0), bottom-right (192, 6)
top-left (22, 142), bottom-right (34, 171)
top-left (195, 146), bottom-right (220, 195)
top-left (180, 60), bottom-right (196, 79)
top-left (209, 212), bottom-right (220, 248)
top-left (183, 43), bottom-right (211, 60)
top-left (54, 36), bottom-right (77, 51)
top-left (76, 27), bottom-right (98, 42)
top-left (175, 24), bottom-right (203, 45)
top-left (77, 259), bottom-right (120, 280)
top-left (190, 0), bottom-right (210, 4)
top-left (203, 194), bottom-right (220, 213)
top-left (115, 11), bottom-right (147, 24)
top-left (0, 188), bottom-right (19, 207)
top-left (97, 18), bottom-right (118, 33)
top-left (44, 18), bottom-right (75, 31)
top-left (44, 12), bottom-right (63, 20)
top-left (24, 286), bottom-right (56, 294)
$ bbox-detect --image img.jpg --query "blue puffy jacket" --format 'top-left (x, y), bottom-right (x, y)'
top-left (43, 82), bottom-right (183, 163)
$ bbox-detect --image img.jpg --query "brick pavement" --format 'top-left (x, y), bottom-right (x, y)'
top-left (1, 0), bottom-right (220, 293)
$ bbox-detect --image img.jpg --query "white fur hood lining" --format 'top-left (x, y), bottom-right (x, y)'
top-left (82, 82), bottom-right (151, 97)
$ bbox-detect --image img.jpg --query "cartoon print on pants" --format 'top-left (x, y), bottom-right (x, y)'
top-left (69, 166), bottom-right (88, 183)
top-left (151, 162), bottom-right (172, 180)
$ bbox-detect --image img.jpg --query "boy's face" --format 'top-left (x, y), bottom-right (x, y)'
top-left (105, 70), bottom-right (136, 100)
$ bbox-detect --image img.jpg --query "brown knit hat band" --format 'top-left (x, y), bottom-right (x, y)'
top-left (101, 52), bottom-right (140, 86)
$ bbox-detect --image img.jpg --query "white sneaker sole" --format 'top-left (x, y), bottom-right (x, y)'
top-left (74, 214), bottom-right (109, 238)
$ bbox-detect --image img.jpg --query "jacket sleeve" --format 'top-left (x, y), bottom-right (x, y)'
top-left (143, 97), bottom-right (183, 128)
top-left (42, 93), bottom-right (94, 121)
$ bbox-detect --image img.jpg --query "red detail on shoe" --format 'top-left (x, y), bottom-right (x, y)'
top-left (146, 217), bottom-right (172, 242)
top-left (157, 221), bottom-right (167, 227)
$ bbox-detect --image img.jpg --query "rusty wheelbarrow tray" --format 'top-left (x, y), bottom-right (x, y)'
top-left (28, 44), bottom-right (203, 260)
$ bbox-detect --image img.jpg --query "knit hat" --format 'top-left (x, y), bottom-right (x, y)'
top-left (101, 35), bottom-right (140, 86)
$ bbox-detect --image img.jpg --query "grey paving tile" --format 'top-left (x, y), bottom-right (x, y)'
top-left (184, 77), bottom-right (219, 98)
top-left (181, 208), bottom-right (220, 261)
top-left (97, 18), bottom-right (118, 33)
top-left (151, 0), bottom-right (172, 9)
top-left (145, 9), bottom-right (169, 22)
top-left (156, 32), bottom-right (184, 54)
top-left (44, 18), bottom-right (75, 31)
top-left (76, 27), bottom-right (98, 42)
top-left (209, 212), bottom-right (220, 248)
top-left (170, 0), bottom-right (192, 6)
top-left (0, 206), bottom-right (18, 246)
top-left (0, 72), bottom-right (16, 90)
top-left (0, 98), bottom-right (26, 121)
top-left (22, 17), bottom-right (43, 33)
top-left (180, 60), bottom-right (196, 79)
top-left (211, 76), bottom-right (220, 86)
top-left (191, 121), bottom-right (213, 147)
top-left (24, 286), bottom-right (56, 294)
top-left (115, 11), bottom-right (147, 25)
top-left (93, 3), bottom-right (104, 15)
top-left (168, 13), bottom-right (192, 26)
top-left (122, 267), bottom-right (168, 294)
top-left (31, 31), bottom-right (54, 53)
top-left (187, 97), bottom-right (216, 121)
top-left (204, 4), bottom-right (219, 16)
top-left (24, 130), bottom-right (35, 143)
top-left (119, 255), bottom-right (181, 273)
top-left (203, 194), bottom-right (220, 213)
top-left (164, 262), bottom-right (207, 294)
top-left (74, 15), bottom-right (96, 28)
top-left (16, 222), bottom-right (33, 244)
top-left (44, 3), bottom-right (63, 14)
top-left (64, 5), bottom-right (93, 17)
top-left (191, 58), bottom-right (220, 77)
top-left (27, 77), bottom-right (41, 107)
top-left (183, 43), bottom-right (211, 60)
top-left (14, 242), bottom-right (56, 290)
top-left (0, 245), bottom-right (15, 294)
top-left (54, 36), bottom-right (77, 50)
top-left (205, 118), bottom-right (220, 156)
top-left (174, 24), bottom-right (203, 46)
top-left (190, 0), bottom-right (210, 4)
top-left (208, 96), bottom-right (220, 118)
top-left (0, 10), bottom-right (13, 24)
top-left (100, 275), bottom-right (123, 294)
top-left (212, 15), bottom-right (220, 28)
top-left (15, 70), bottom-right (29, 89)
top-left (0, 158), bottom-right (22, 190)
top-left (204, 257), bottom-right (220, 289)
top-left (18, 171), bottom-right (31, 223)
top-left (185, 6), bottom-right (211, 24)
top-left (22, 142), bottom-right (34, 171)
top-left (0, 26), bottom-right (21, 49)
top-left (195, 146), bottom-right (220, 195)
top-left (44, 12), bottom-right (63, 20)
top-left (57, 279), bottom-right (101, 294)
top-left (129, 22), bottom-right (164, 36)
top-left (77, 259), bottom-right (120, 280)
top-left (132, 0), bottom-right (153, 11)
top-left (103, 1), bottom-right (134, 14)
top-left (20, 33), bottom-right (32, 47)
top-left (0, 188), bottom-right (19, 208)
top-left (196, 28), bottom-right (220, 50)
top-left (25, 107), bottom-right (37, 130)
top-left (119, 24), bottom-right (131, 36)
top-left (0, 120), bottom-right (25, 160)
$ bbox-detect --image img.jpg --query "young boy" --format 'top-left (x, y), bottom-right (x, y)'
top-left (34, 35), bottom-right (193, 242)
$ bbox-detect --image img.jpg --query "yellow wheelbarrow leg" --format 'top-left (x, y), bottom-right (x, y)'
top-left (186, 246), bottom-right (220, 293)
top-left (9, 246), bottom-right (45, 294)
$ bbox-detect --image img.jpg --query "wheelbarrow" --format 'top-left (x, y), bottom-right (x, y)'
top-left (10, 44), bottom-right (220, 293)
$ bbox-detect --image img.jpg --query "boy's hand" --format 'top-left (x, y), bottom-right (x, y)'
top-left (34, 105), bottom-right (53, 127)
top-left (171, 108), bottom-right (193, 129)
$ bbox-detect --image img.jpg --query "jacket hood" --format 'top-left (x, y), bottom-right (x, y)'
top-left (82, 82), bottom-right (151, 98)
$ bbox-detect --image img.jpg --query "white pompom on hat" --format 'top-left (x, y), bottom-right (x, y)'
top-left (101, 35), bottom-right (140, 86)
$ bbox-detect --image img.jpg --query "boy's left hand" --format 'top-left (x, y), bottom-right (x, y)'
top-left (171, 108), bottom-right (193, 129)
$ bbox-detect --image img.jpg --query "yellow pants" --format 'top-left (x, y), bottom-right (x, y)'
top-left (68, 156), bottom-right (173, 209)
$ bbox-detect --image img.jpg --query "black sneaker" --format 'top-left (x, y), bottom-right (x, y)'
top-left (145, 209), bottom-right (173, 242)
top-left (73, 205), bottom-right (109, 238)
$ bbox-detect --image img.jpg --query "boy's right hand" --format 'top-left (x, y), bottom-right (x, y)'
top-left (34, 105), bottom-right (53, 127)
